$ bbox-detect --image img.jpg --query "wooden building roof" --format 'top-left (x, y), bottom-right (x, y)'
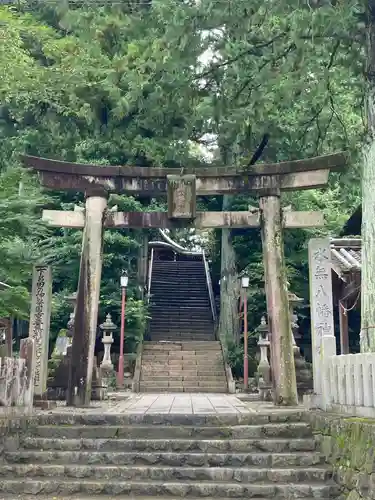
top-left (330, 238), bottom-right (361, 280)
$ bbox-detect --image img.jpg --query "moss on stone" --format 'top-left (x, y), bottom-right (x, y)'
top-left (310, 412), bottom-right (375, 499)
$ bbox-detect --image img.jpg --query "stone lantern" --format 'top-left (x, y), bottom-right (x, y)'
top-left (65, 292), bottom-right (77, 341)
top-left (287, 286), bottom-right (313, 396)
top-left (99, 314), bottom-right (116, 370)
top-left (256, 316), bottom-right (272, 401)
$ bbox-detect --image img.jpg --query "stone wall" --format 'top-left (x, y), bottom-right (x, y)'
top-left (310, 412), bottom-right (375, 500)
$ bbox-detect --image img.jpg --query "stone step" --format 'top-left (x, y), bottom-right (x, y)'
top-left (149, 318), bottom-right (214, 324)
top-left (138, 382), bottom-right (227, 390)
top-left (0, 497), bottom-right (335, 500)
top-left (149, 323), bottom-right (214, 328)
top-left (140, 376), bottom-right (227, 383)
top-left (35, 411), bottom-right (307, 426)
top-left (142, 364), bottom-right (225, 378)
top-left (150, 296), bottom-right (208, 301)
top-left (141, 357), bottom-right (223, 364)
top-left (149, 332), bottom-right (215, 337)
top-left (21, 436), bottom-right (316, 452)
top-left (141, 351), bottom-right (222, 358)
top-left (150, 282), bottom-right (208, 288)
top-left (149, 332), bottom-right (215, 336)
top-left (149, 330), bottom-right (215, 335)
top-left (141, 361), bottom-right (223, 367)
top-left (152, 270), bottom-right (206, 275)
top-left (151, 281), bottom-right (207, 287)
top-left (150, 337), bottom-right (216, 342)
top-left (6, 450), bottom-right (324, 468)
top-left (0, 478), bottom-right (340, 497)
top-left (149, 340), bottom-right (217, 344)
top-left (0, 463), bottom-right (332, 483)
top-left (138, 387), bottom-right (228, 393)
top-left (143, 342), bottom-right (221, 350)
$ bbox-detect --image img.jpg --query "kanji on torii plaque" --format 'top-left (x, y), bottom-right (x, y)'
top-left (23, 151), bottom-right (347, 407)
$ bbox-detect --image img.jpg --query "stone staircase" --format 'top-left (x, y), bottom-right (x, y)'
top-left (148, 259), bottom-right (215, 342)
top-left (0, 410), bottom-right (339, 498)
top-left (140, 341), bottom-right (228, 393)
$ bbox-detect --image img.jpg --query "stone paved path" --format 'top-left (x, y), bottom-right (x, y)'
top-left (38, 393), bottom-right (261, 415)
top-left (122, 393), bottom-right (251, 414)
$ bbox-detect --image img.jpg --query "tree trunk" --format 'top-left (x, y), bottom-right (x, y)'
top-left (218, 194), bottom-right (240, 345)
top-left (361, 0), bottom-right (375, 352)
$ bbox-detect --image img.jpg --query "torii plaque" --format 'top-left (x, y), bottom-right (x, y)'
top-left (23, 152), bottom-right (347, 406)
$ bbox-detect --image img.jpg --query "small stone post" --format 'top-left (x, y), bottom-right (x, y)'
top-left (256, 316), bottom-right (272, 401)
top-left (28, 265), bottom-right (52, 398)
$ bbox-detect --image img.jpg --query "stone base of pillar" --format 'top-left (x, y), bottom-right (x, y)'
top-left (294, 347), bottom-right (313, 398)
top-left (100, 365), bottom-right (115, 398)
top-left (33, 394), bottom-right (57, 410)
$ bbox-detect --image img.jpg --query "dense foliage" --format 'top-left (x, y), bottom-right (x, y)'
top-left (0, 0), bottom-right (364, 359)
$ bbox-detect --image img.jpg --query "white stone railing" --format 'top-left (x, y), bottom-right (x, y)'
top-left (322, 350), bottom-right (375, 418)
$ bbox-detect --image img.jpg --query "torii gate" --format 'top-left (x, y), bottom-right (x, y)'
top-left (23, 152), bottom-right (347, 406)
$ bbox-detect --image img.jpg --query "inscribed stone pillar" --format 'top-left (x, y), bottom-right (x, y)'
top-left (67, 194), bottom-right (107, 406)
top-left (28, 265), bottom-right (52, 397)
top-left (308, 238), bottom-right (335, 398)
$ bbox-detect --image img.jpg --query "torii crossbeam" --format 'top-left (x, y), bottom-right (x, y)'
top-left (23, 152), bottom-right (347, 407)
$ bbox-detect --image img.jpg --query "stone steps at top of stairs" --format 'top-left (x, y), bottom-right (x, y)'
top-left (149, 335), bottom-right (216, 342)
top-left (141, 355), bottom-right (223, 363)
top-left (148, 311), bottom-right (213, 319)
top-left (143, 341), bottom-right (221, 350)
top-left (140, 340), bottom-right (227, 392)
top-left (140, 376), bottom-right (228, 383)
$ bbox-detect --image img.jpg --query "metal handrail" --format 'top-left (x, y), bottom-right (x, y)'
top-left (147, 248), bottom-right (154, 304)
top-left (150, 229), bottom-right (203, 256)
top-left (203, 250), bottom-right (217, 325)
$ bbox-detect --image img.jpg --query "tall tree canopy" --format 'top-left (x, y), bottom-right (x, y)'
top-left (0, 0), bottom-right (364, 357)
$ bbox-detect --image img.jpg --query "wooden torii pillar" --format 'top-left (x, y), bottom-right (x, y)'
top-left (23, 152), bottom-right (347, 406)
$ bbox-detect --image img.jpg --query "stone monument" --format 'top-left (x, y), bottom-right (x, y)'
top-left (308, 238), bottom-right (336, 406)
top-left (28, 265), bottom-right (52, 398)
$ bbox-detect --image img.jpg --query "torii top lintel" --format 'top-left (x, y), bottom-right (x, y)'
top-left (22, 152), bottom-right (347, 196)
